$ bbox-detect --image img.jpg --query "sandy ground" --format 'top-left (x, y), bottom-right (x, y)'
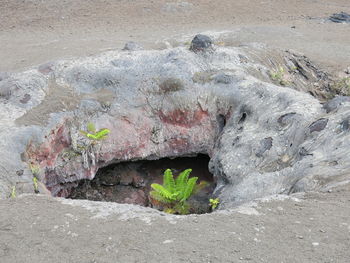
top-left (0, 184), bottom-right (349, 263)
top-left (1, 0), bottom-right (350, 262)
top-left (0, 0), bottom-right (350, 73)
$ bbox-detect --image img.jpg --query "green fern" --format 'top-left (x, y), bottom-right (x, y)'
top-left (150, 168), bottom-right (199, 214)
top-left (182, 177), bottom-right (198, 202)
top-left (80, 122), bottom-right (110, 141)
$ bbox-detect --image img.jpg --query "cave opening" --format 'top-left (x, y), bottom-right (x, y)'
top-left (68, 154), bottom-right (216, 214)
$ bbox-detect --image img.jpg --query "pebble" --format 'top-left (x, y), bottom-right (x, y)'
top-left (190, 34), bottom-right (213, 52)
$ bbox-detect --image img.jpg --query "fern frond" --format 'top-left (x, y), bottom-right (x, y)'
top-left (163, 169), bottom-right (176, 192)
top-left (86, 133), bottom-right (97, 140)
top-left (175, 168), bottom-right (192, 192)
top-left (151, 183), bottom-right (177, 201)
top-left (150, 190), bottom-right (173, 203)
top-left (181, 176), bottom-right (198, 201)
top-left (94, 128), bottom-right (110, 140)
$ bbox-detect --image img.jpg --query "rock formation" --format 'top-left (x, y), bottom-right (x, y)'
top-left (0, 35), bottom-right (349, 208)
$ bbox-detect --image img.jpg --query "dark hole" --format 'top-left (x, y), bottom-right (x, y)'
top-left (67, 154), bottom-right (215, 214)
top-left (238, 112), bottom-right (247, 124)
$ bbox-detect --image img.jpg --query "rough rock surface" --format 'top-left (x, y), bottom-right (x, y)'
top-left (0, 38), bottom-right (349, 208)
top-left (329, 12), bottom-right (350, 23)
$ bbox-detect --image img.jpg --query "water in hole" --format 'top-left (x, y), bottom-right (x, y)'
top-left (68, 154), bottom-right (215, 214)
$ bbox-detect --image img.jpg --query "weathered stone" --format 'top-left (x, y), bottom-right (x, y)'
top-left (0, 40), bottom-right (350, 210)
top-left (323, 96), bottom-right (350, 113)
top-left (340, 119), bottom-right (349, 132)
top-left (255, 137), bottom-right (273, 157)
top-left (122, 41), bottom-right (143, 51)
top-left (329, 12), bottom-right (350, 23)
top-left (190, 34), bottom-right (213, 52)
top-left (19, 94), bottom-right (31, 104)
top-left (309, 118), bottom-right (328, 133)
top-left (38, 62), bottom-right (55, 74)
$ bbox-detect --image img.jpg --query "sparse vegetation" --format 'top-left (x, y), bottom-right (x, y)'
top-left (80, 122), bottom-right (110, 141)
top-left (150, 168), bottom-right (200, 215)
top-left (33, 177), bottom-right (39, 193)
top-left (269, 66), bottom-right (290, 86)
top-left (29, 164), bottom-right (40, 176)
top-left (158, 78), bottom-right (184, 93)
top-left (209, 198), bottom-right (220, 210)
top-left (332, 77), bottom-right (350, 96)
top-left (10, 186), bottom-right (16, 198)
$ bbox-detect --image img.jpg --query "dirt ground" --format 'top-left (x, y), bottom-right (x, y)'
top-left (1, 0), bottom-right (350, 262)
top-left (1, 0), bottom-right (350, 73)
top-left (0, 184), bottom-right (349, 263)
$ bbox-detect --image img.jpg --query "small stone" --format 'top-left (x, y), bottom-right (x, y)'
top-left (329, 12), bottom-right (350, 23)
top-left (16, 170), bottom-right (24, 176)
top-left (277, 112), bottom-right (297, 126)
top-left (255, 137), bottom-right (273, 157)
top-left (20, 93), bottom-right (31, 104)
top-left (340, 119), bottom-right (349, 132)
top-left (122, 41), bottom-right (143, 51)
top-left (132, 175), bottom-right (145, 188)
top-left (312, 242), bottom-right (319, 246)
top-left (323, 96), bottom-right (350, 113)
top-left (38, 62), bottom-right (55, 74)
top-left (190, 34), bottom-right (213, 53)
top-left (162, 240), bottom-right (173, 244)
top-left (309, 118), bottom-right (328, 133)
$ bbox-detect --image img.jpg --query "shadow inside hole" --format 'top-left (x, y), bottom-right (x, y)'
top-left (238, 112), bottom-right (247, 124)
top-left (67, 154), bottom-right (216, 214)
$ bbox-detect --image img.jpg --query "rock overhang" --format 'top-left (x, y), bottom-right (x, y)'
top-left (0, 35), bottom-right (349, 209)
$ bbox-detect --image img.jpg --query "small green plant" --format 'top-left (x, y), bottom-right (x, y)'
top-left (10, 186), bottom-right (16, 198)
top-left (150, 168), bottom-right (199, 215)
top-left (29, 163), bottom-right (40, 176)
top-left (269, 66), bottom-right (290, 86)
top-left (80, 122), bottom-right (110, 141)
top-left (332, 77), bottom-right (350, 96)
top-left (209, 198), bottom-right (220, 210)
top-left (33, 177), bottom-right (39, 193)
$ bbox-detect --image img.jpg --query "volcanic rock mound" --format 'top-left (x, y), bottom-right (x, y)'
top-left (1, 35), bottom-right (349, 208)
